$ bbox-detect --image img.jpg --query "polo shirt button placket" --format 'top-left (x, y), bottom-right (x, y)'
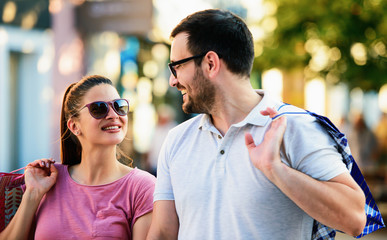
top-left (218, 133), bottom-right (227, 171)
top-left (217, 148), bottom-right (226, 172)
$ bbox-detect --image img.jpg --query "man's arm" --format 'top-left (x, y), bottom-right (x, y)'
top-left (269, 165), bottom-right (365, 236)
top-left (146, 200), bottom-right (179, 240)
top-left (245, 107), bottom-right (366, 236)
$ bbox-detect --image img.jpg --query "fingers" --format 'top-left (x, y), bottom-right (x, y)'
top-left (260, 107), bottom-right (278, 118)
top-left (271, 116), bottom-right (287, 140)
top-left (26, 158), bottom-right (55, 170)
top-left (49, 163), bottom-right (58, 179)
top-left (259, 107), bottom-right (287, 146)
top-left (244, 132), bottom-right (256, 149)
top-left (260, 107), bottom-right (287, 125)
top-left (246, 106), bottom-right (287, 148)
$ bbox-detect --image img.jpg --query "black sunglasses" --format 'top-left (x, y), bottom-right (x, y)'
top-left (168, 53), bottom-right (206, 78)
top-left (77, 99), bottom-right (129, 119)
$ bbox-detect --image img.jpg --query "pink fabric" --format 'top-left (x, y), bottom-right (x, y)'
top-left (34, 164), bottom-right (155, 239)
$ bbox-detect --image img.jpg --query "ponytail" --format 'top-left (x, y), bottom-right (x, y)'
top-left (60, 83), bottom-right (82, 165)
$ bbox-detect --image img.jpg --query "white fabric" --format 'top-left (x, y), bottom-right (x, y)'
top-left (154, 90), bottom-right (348, 240)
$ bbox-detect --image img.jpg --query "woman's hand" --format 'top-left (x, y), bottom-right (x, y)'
top-left (24, 158), bottom-right (58, 200)
top-left (0, 159), bottom-right (58, 240)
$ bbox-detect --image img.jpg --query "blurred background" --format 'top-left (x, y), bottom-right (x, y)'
top-left (0, 0), bottom-right (386, 236)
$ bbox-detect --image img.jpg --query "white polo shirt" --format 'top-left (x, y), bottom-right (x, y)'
top-left (154, 90), bottom-right (348, 240)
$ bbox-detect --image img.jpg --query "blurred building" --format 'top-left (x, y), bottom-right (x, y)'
top-left (0, 0), bottom-right (53, 171)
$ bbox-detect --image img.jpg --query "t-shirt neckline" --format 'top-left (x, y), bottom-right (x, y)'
top-left (63, 164), bottom-right (137, 188)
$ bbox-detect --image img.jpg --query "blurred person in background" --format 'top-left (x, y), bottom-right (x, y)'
top-left (374, 113), bottom-right (387, 183)
top-left (0, 75), bottom-right (155, 240)
top-left (346, 113), bottom-right (378, 171)
top-left (145, 104), bottom-right (177, 176)
top-left (147, 9), bottom-right (366, 240)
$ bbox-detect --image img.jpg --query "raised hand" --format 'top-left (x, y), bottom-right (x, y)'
top-left (244, 107), bottom-right (287, 181)
top-left (24, 158), bottom-right (58, 200)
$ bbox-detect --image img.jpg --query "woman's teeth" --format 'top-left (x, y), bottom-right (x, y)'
top-left (103, 126), bottom-right (119, 130)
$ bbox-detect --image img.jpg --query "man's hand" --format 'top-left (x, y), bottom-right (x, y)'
top-left (244, 107), bottom-right (286, 180)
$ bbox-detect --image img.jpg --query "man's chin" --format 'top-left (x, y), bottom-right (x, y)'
top-left (182, 102), bottom-right (194, 114)
top-left (182, 105), bottom-right (191, 114)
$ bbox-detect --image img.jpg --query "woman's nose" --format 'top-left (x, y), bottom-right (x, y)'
top-left (106, 104), bottom-right (119, 119)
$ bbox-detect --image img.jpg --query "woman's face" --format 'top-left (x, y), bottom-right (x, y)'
top-left (75, 84), bottom-right (128, 147)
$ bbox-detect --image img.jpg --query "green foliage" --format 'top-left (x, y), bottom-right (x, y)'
top-left (253, 0), bottom-right (387, 91)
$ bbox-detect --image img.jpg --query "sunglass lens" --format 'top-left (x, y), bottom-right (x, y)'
top-left (89, 102), bottom-right (108, 119)
top-left (113, 99), bottom-right (129, 116)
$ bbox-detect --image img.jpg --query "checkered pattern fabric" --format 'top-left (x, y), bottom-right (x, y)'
top-left (274, 104), bottom-right (385, 239)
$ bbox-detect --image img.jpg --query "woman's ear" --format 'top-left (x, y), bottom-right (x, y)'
top-left (203, 51), bottom-right (221, 78)
top-left (67, 118), bottom-right (81, 136)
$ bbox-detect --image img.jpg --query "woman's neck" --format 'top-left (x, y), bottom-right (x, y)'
top-left (69, 146), bottom-right (131, 185)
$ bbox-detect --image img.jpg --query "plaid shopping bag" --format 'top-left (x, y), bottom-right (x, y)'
top-left (274, 103), bottom-right (385, 239)
top-left (0, 168), bottom-right (25, 232)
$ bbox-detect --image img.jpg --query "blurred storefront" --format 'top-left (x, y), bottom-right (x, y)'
top-left (0, 0), bottom-right (53, 171)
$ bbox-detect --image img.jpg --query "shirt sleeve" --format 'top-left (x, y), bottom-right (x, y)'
top-left (153, 132), bottom-right (175, 202)
top-left (281, 113), bottom-right (349, 181)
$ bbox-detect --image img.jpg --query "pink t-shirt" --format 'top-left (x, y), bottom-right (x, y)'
top-left (34, 164), bottom-right (155, 239)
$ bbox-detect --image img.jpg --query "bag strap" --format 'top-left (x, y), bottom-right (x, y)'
top-left (6, 167), bottom-right (26, 182)
top-left (10, 167), bottom-right (25, 174)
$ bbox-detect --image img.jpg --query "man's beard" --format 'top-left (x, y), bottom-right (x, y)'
top-left (181, 67), bottom-right (216, 114)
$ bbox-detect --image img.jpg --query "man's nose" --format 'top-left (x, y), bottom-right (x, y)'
top-left (169, 74), bottom-right (178, 87)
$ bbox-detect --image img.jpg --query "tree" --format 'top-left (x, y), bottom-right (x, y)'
top-left (253, 0), bottom-right (387, 91)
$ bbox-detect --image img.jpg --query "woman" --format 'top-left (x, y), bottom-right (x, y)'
top-left (1, 75), bottom-right (155, 239)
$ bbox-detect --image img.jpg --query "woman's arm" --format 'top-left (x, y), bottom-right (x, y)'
top-left (0, 159), bottom-right (57, 240)
top-left (132, 212), bottom-right (152, 240)
top-left (147, 201), bottom-right (179, 240)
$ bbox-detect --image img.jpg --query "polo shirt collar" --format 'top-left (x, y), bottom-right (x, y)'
top-left (198, 90), bottom-right (275, 131)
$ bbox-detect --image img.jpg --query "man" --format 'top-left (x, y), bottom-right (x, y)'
top-left (147, 9), bottom-right (366, 240)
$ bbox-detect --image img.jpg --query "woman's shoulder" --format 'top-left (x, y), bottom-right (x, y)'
top-left (129, 168), bottom-right (156, 185)
top-left (52, 162), bottom-right (66, 173)
top-left (117, 168), bottom-right (155, 198)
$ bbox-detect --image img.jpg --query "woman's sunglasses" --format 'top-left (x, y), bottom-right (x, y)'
top-left (78, 99), bottom-right (129, 119)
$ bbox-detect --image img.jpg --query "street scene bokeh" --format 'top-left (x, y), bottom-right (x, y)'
top-left (0, 0), bottom-right (386, 238)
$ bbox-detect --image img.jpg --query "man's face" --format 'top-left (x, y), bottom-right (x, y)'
top-left (169, 33), bottom-right (216, 114)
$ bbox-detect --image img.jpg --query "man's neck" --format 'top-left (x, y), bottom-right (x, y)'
top-left (210, 88), bottom-right (262, 136)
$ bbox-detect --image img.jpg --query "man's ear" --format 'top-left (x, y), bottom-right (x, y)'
top-left (67, 118), bottom-right (81, 136)
top-left (203, 51), bottom-right (221, 78)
